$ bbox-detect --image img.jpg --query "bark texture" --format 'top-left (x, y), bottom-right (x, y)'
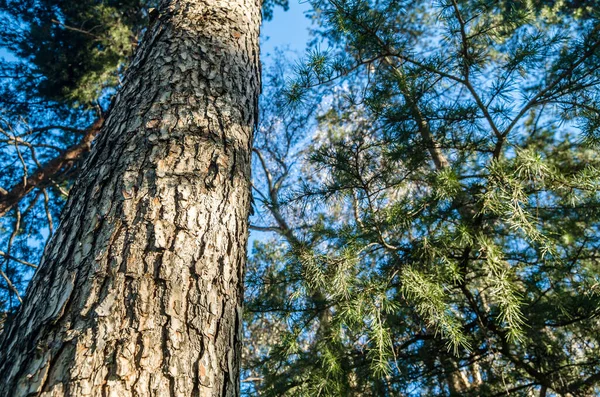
top-left (0, 0), bottom-right (260, 395)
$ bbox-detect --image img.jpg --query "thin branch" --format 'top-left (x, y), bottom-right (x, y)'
top-left (249, 225), bottom-right (282, 233)
top-left (0, 251), bottom-right (37, 269)
top-left (0, 269), bottom-right (22, 304)
top-left (450, 0), bottom-right (503, 141)
top-left (501, 24), bottom-right (600, 139)
top-left (51, 19), bottom-right (101, 40)
top-left (1, 209), bottom-right (23, 304)
top-left (42, 188), bottom-right (54, 235)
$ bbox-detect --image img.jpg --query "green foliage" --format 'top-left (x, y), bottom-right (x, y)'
top-left (400, 267), bottom-right (471, 354)
top-left (0, 0), bottom-right (154, 106)
top-left (0, 0), bottom-right (599, 394)
top-left (245, 0), bottom-right (600, 395)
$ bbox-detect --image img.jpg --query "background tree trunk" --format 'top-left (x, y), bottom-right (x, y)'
top-left (0, 0), bottom-right (260, 395)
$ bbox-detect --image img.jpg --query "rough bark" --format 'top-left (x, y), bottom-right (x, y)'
top-left (0, 0), bottom-right (260, 395)
top-left (0, 117), bottom-right (103, 219)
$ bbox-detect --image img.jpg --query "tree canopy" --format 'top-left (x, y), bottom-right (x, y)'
top-left (243, 1), bottom-right (600, 395)
top-left (1, 0), bottom-right (600, 396)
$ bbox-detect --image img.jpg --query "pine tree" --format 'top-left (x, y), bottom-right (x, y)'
top-left (0, 0), bottom-right (154, 310)
top-left (0, 0), bottom-right (286, 313)
top-left (244, 1), bottom-right (600, 395)
top-left (0, 1), bottom-right (261, 396)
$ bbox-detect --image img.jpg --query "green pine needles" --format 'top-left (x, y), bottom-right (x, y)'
top-left (244, 0), bottom-right (600, 395)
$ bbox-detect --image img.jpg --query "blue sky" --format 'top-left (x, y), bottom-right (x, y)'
top-left (261, 0), bottom-right (312, 57)
top-left (246, 1), bottom-right (314, 248)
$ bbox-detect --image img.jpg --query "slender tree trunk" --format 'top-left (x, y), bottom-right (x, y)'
top-left (0, 0), bottom-right (260, 395)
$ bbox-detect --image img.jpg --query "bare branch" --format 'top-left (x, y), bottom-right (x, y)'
top-left (0, 117), bottom-right (103, 218)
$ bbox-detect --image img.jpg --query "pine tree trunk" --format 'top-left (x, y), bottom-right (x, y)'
top-left (0, 0), bottom-right (260, 395)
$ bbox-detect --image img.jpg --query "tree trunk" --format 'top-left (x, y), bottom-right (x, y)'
top-left (0, 0), bottom-right (260, 395)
